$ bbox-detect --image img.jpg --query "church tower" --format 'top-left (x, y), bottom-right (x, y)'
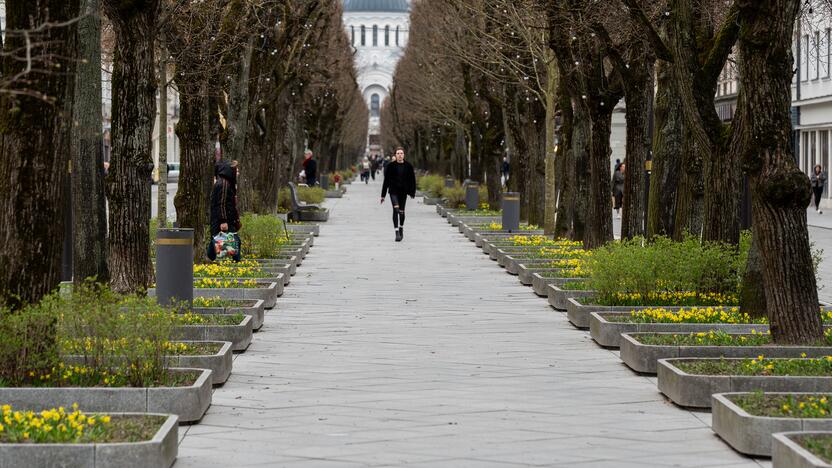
top-left (342, 0), bottom-right (410, 155)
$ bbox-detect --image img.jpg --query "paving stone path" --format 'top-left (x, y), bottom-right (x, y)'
top-left (177, 180), bottom-right (767, 468)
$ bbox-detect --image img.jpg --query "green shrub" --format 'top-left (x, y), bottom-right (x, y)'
top-left (418, 175), bottom-right (445, 197)
top-left (0, 296), bottom-right (61, 387)
top-left (442, 184), bottom-right (465, 208)
top-left (58, 283), bottom-right (175, 387)
top-left (278, 186), bottom-right (326, 212)
top-left (587, 235), bottom-right (748, 303)
top-left (238, 213), bottom-right (289, 258)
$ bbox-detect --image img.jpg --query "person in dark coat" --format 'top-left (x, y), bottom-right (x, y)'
top-left (208, 161), bottom-right (241, 261)
top-left (611, 162), bottom-right (625, 219)
top-left (302, 150), bottom-right (318, 186)
top-left (380, 147), bottom-right (417, 242)
top-left (811, 164), bottom-right (827, 214)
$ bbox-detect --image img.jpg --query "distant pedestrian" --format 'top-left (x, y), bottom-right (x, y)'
top-left (361, 158), bottom-right (371, 184)
top-left (302, 150), bottom-right (318, 187)
top-left (501, 157), bottom-right (510, 187)
top-left (380, 148), bottom-right (417, 242)
top-left (370, 156), bottom-right (379, 180)
top-left (611, 163), bottom-right (625, 219)
top-left (208, 160), bottom-right (242, 262)
top-left (812, 164), bottom-right (827, 215)
top-left (614, 158), bottom-right (622, 172)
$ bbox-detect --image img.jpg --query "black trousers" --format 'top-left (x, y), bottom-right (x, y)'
top-left (390, 193), bottom-right (408, 228)
top-left (814, 186), bottom-right (824, 210)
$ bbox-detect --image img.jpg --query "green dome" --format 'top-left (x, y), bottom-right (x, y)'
top-left (344, 0), bottom-right (409, 12)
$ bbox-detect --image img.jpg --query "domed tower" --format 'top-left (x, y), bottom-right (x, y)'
top-left (342, 0), bottom-right (410, 155)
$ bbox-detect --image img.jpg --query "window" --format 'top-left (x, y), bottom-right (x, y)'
top-left (827, 28), bottom-right (832, 78)
top-left (351, 26), bottom-right (355, 46)
top-left (815, 31), bottom-right (821, 80)
top-left (396, 26), bottom-right (400, 46)
top-left (385, 26), bottom-right (390, 46)
top-left (360, 25), bottom-right (365, 46)
top-left (803, 35), bottom-right (810, 81)
top-left (371, 94), bottom-right (380, 118)
top-left (372, 25), bottom-right (378, 47)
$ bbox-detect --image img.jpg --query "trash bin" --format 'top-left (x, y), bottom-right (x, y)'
top-left (501, 192), bottom-right (520, 232)
top-left (156, 228), bottom-right (194, 309)
top-left (466, 183), bottom-right (479, 210)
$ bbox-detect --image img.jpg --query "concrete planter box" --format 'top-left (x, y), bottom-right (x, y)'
top-left (549, 286), bottom-right (596, 313)
top-left (435, 204), bottom-right (448, 214)
top-left (474, 232), bottom-right (536, 247)
top-left (447, 214), bottom-right (500, 227)
top-left (296, 209), bottom-right (329, 222)
top-left (532, 273), bottom-right (585, 296)
top-left (254, 265), bottom-right (291, 286)
top-left (173, 315), bottom-right (253, 352)
top-left (66, 341), bottom-right (233, 386)
top-left (324, 190), bottom-right (343, 198)
top-left (773, 432), bottom-right (832, 467)
top-left (285, 223), bottom-right (320, 237)
top-left (194, 279), bottom-right (282, 309)
top-left (565, 297), bottom-right (690, 329)
top-left (0, 368), bottom-right (212, 423)
top-left (657, 358), bottom-right (832, 408)
top-left (192, 299), bottom-right (265, 331)
top-left (713, 393), bottom-right (832, 457)
top-left (256, 255), bottom-right (300, 271)
top-left (0, 413), bottom-right (179, 468)
top-left (619, 331), bottom-right (828, 373)
top-left (592, 314), bottom-right (767, 349)
top-left (505, 257), bottom-right (558, 276)
top-left (517, 266), bottom-right (561, 286)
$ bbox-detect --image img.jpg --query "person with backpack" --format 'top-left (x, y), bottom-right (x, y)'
top-left (380, 148), bottom-right (417, 242)
top-left (208, 160), bottom-right (242, 261)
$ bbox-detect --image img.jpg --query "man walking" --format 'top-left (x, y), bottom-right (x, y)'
top-left (380, 148), bottom-right (416, 242)
top-left (303, 150), bottom-right (318, 186)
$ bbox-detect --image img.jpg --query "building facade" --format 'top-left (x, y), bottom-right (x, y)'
top-left (342, 0), bottom-right (410, 155)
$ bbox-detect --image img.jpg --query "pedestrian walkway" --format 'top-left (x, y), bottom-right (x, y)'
top-left (176, 181), bottom-right (766, 467)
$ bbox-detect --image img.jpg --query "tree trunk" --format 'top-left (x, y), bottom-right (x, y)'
top-left (621, 60), bottom-right (654, 239)
top-left (553, 85), bottom-right (575, 239)
top-left (72, 0), bottom-right (108, 284)
top-left (673, 127), bottom-right (705, 240)
top-left (225, 38), bottom-right (253, 163)
top-left (157, 45), bottom-right (168, 228)
top-left (174, 85), bottom-right (214, 262)
top-left (544, 58), bottom-right (559, 235)
top-left (0, 0), bottom-right (80, 307)
top-left (734, 0), bottom-right (821, 344)
top-left (102, 0), bottom-right (160, 294)
top-left (584, 103), bottom-right (615, 248)
top-left (570, 97), bottom-right (590, 243)
top-left (647, 59), bottom-right (683, 239)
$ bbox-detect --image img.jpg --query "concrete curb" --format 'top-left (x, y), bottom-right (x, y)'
top-left (591, 314), bottom-right (767, 349)
top-left (550, 287), bottom-right (595, 314)
top-left (532, 273), bottom-right (584, 297)
top-left (192, 298), bottom-right (266, 331)
top-left (173, 315), bottom-right (254, 352)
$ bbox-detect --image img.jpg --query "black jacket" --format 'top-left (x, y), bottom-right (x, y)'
top-left (304, 158), bottom-right (317, 186)
top-left (381, 160), bottom-right (416, 198)
top-left (210, 162), bottom-right (239, 236)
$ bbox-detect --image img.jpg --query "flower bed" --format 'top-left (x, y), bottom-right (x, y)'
top-left (0, 368), bottom-right (213, 423)
top-left (172, 314), bottom-right (253, 352)
top-left (516, 265), bottom-right (562, 286)
top-left (0, 406), bottom-right (178, 468)
top-left (713, 393), bottom-right (832, 457)
top-left (532, 272), bottom-right (586, 297)
top-left (773, 431), bottom-right (832, 467)
top-left (193, 263), bottom-right (270, 279)
top-left (565, 295), bottom-right (741, 329)
top-left (657, 357), bottom-right (832, 408)
top-left (190, 278), bottom-right (282, 309)
top-left (191, 297), bottom-right (266, 331)
top-left (547, 283), bottom-right (595, 311)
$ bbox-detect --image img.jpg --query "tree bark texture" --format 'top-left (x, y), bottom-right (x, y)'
top-left (584, 103), bottom-right (615, 248)
top-left (544, 58), bottom-right (559, 235)
top-left (0, 0), bottom-right (81, 307)
top-left (673, 128), bottom-right (705, 240)
top-left (647, 59), bottom-right (683, 238)
top-left (174, 85), bottom-right (214, 262)
top-left (734, 0), bottom-right (821, 344)
top-left (102, 0), bottom-right (160, 294)
top-left (72, 0), bottom-right (109, 284)
top-left (620, 59), bottom-right (654, 239)
top-left (157, 46), bottom-right (168, 228)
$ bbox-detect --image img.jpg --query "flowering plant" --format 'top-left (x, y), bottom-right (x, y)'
top-left (0, 404), bottom-right (111, 443)
top-left (193, 278), bottom-right (258, 289)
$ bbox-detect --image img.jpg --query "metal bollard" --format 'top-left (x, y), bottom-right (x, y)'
top-left (320, 174), bottom-right (329, 190)
top-left (445, 177), bottom-right (455, 188)
top-left (156, 228), bottom-right (194, 309)
top-left (501, 192), bottom-right (520, 232)
top-left (466, 183), bottom-right (480, 210)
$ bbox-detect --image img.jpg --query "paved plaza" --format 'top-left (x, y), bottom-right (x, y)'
top-left (176, 180), bottom-right (768, 467)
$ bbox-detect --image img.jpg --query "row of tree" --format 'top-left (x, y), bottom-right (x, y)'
top-left (0, 0), bottom-right (367, 307)
top-left (381, 0), bottom-right (829, 344)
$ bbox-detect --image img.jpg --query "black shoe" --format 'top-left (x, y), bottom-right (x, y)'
top-left (399, 227), bottom-right (404, 240)
top-left (395, 230), bottom-right (402, 242)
